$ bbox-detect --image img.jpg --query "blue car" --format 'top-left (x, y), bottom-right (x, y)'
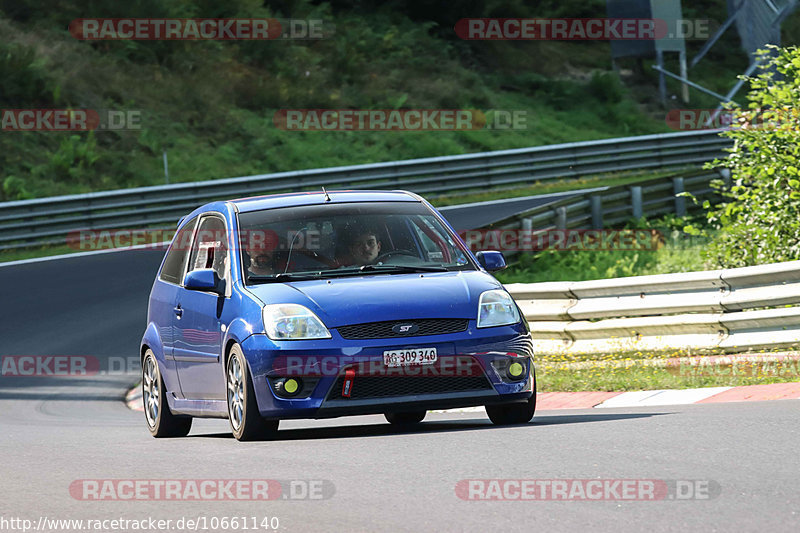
top-left (140, 190), bottom-right (535, 440)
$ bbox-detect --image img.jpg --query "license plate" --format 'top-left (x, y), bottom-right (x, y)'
top-left (383, 348), bottom-right (438, 367)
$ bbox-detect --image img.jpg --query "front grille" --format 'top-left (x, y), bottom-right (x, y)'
top-left (337, 318), bottom-right (469, 340)
top-left (327, 375), bottom-right (493, 400)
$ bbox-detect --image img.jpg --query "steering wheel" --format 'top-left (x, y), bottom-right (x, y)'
top-left (295, 249), bottom-right (338, 268)
top-left (375, 250), bottom-right (422, 264)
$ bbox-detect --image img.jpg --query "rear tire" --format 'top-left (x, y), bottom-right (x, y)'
top-left (227, 344), bottom-right (279, 441)
top-left (142, 350), bottom-right (192, 438)
top-left (486, 393), bottom-right (536, 425)
top-left (385, 410), bottom-right (426, 425)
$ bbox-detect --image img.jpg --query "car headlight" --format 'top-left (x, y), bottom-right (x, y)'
top-left (477, 290), bottom-right (521, 328)
top-left (263, 304), bottom-right (331, 340)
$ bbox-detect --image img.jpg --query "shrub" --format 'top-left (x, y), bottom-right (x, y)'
top-left (699, 46), bottom-right (800, 267)
top-left (0, 41), bottom-right (54, 106)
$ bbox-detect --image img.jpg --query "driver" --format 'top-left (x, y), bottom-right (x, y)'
top-left (343, 226), bottom-right (382, 266)
top-left (247, 243), bottom-right (277, 276)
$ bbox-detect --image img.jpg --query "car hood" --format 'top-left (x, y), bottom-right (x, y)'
top-left (245, 270), bottom-right (503, 328)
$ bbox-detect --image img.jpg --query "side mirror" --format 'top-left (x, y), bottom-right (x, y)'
top-left (184, 269), bottom-right (224, 295)
top-left (475, 251), bottom-right (507, 272)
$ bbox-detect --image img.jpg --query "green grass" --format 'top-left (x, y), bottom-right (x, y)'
top-left (537, 352), bottom-right (800, 391)
top-left (538, 362), bottom-right (800, 392)
top-left (495, 234), bottom-right (710, 284)
top-left (0, 244), bottom-right (83, 263)
top-left (0, 224), bottom-right (175, 263)
top-left (0, 240), bottom-right (172, 263)
top-left (428, 167), bottom-right (691, 207)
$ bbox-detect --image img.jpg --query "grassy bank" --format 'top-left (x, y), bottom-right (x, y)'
top-left (6, 0), bottom-right (796, 201)
top-left (0, 2), bottom-right (667, 202)
top-left (537, 352), bottom-right (800, 391)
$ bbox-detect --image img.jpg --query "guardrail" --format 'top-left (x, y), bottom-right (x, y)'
top-left (466, 168), bottom-right (726, 242)
top-left (505, 261), bottom-right (800, 355)
top-left (0, 130), bottom-right (731, 251)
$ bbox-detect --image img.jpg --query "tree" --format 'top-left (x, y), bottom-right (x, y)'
top-left (699, 46), bottom-right (800, 268)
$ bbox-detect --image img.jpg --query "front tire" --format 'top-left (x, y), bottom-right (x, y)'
top-left (142, 350), bottom-right (192, 438)
top-left (227, 344), bottom-right (279, 441)
top-left (486, 393), bottom-right (536, 425)
top-left (385, 410), bottom-right (426, 425)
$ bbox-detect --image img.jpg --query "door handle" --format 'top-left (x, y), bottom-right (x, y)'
top-left (173, 305), bottom-right (183, 317)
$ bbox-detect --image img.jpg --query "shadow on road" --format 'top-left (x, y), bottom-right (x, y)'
top-left (531, 412), bottom-right (671, 426)
top-left (188, 412), bottom-right (668, 442)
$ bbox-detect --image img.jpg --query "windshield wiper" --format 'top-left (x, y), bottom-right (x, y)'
top-left (248, 264), bottom-right (448, 284)
top-left (358, 264), bottom-right (448, 273)
top-left (247, 272), bottom-right (324, 283)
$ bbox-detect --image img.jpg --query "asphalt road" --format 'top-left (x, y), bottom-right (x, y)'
top-left (437, 189), bottom-right (598, 230)
top-left (1, 193), bottom-right (799, 532)
top-left (1, 386), bottom-right (799, 532)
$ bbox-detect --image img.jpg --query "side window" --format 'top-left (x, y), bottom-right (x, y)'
top-left (159, 216), bottom-right (198, 284)
top-left (187, 216), bottom-right (229, 281)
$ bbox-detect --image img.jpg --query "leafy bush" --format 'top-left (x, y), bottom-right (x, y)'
top-left (1, 176), bottom-right (30, 201)
top-left (588, 71), bottom-right (624, 103)
top-left (698, 46), bottom-right (800, 267)
top-left (33, 134), bottom-right (101, 185)
top-left (0, 41), bottom-right (55, 106)
top-left (495, 216), bottom-right (708, 283)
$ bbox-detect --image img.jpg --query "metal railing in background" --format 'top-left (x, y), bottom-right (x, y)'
top-left (467, 168), bottom-right (725, 244)
top-left (505, 261), bottom-right (800, 356)
top-left (0, 130), bottom-right (732, 251)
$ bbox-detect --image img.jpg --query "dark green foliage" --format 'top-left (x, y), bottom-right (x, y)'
top-left (697, 46), bottom-right (800, 267)
top-left (0, 1), bottom-right (666, 200)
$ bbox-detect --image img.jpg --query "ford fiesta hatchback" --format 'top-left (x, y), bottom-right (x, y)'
top-left (140, 190), bottom-right (535, 440)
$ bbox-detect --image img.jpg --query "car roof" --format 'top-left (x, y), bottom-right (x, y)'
top-left (231, 189), bottom-right (421, 213)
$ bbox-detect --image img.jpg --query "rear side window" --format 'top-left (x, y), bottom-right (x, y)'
top-left (159, 216), bottom-right (198, 284)
top-left (188, 215), bottom-right (229, 280)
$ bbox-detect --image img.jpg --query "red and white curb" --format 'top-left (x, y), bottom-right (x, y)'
top-left (126, 384), bottom-right (144, 412)
top-left (126, 381), bottom-right (800, 414)
top-left (436, 382), bottom-right (800, 413)
top-left (572, 382), bottom-right (800, 409)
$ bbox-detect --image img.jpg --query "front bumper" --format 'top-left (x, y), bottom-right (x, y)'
top-left (240, 322), bottom-right (534, 420)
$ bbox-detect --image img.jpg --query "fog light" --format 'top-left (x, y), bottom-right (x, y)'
top-left (284, 378), bottom-right (300, 394)
top-left (507, 362), bottom-right (524, 379)
top-left (270, 376), bottom-right (318, 398)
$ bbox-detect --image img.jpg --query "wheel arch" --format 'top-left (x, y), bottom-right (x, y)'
top-left (222, 317), bottom-right (257, 371)
top-left (140, 322), bottom-right (181, 398)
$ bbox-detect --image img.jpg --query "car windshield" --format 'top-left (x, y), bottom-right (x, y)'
top-left (237, 201), bottom-right (474, 283)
